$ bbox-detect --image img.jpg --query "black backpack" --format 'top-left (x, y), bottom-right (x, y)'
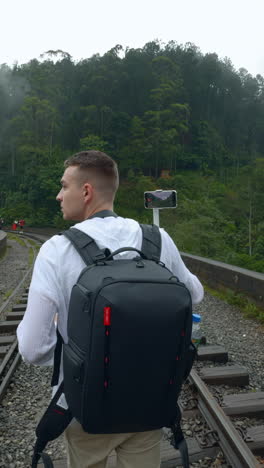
top-left (32, 212), bottom-right (196, 468)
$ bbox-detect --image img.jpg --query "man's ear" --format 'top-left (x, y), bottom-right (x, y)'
top-left (83, 183), bottom-right (93, 202)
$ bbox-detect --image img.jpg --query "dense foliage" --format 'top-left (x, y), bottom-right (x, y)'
top-left (0, 42), bottom-right (264, 272)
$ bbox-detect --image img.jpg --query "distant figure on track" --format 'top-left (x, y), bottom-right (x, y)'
top-left (12, 219), bottom-right (18, 231)
top-left (17, 150), bottom-right (204, 468)
top-left (18, 218), bottom-right (25, 233)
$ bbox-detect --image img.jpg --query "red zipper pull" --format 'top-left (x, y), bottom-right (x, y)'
top-left (104, 307), bottom-right (111, 326)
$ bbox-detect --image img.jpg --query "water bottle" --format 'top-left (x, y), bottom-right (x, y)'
top-left (192, 313), bottom-right (202, 347)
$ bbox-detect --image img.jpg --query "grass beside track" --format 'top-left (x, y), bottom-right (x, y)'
top-left (0, 246), bottom-right (7, 260)
top-left (3, 289), bottom-right (13, 300)
top-left (205, 284), bottom-right (264, 324)
top-left (7, 233), bottom-right (40, 266)
top-left (7, 233), bottom-right (27, 247)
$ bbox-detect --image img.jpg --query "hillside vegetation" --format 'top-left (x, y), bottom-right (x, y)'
top-left (0, 42), bottom-right (263, 272)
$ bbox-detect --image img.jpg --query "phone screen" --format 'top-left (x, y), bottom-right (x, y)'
top-left (144, 190), bottom-right (177, 209)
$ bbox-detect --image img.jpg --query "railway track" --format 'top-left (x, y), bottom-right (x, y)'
top-left (0, 233), bottom-right (46, 405)
top-left (0, 230), bottom-right (263, 467)
top-left (176, 346), bottom-right (264, 467)
top-left (187, 369), bottom-right (263, 467)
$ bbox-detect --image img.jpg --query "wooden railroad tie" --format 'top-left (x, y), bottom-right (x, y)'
top-left (0, 335), bottom-right (16, 345)
top-left (0, 345), bottom-right (9, 359)
top-left (223, 392), bottom-right (264, 418)
top-left (200, 365), bottom-right (249, 386)
top-left (0, 321), bottom-right (20, 333)
top-left (12, 304), bottom-right (27, 312)
top-left (247, 425), bottom-right (264, 456)
top-left (6, 311), bottom-right (25, 321)
top-left (197, 345), bottom-right (228, 363)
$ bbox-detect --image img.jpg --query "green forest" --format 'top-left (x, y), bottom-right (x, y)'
top-left (0, 41), bottom-right (264, 272)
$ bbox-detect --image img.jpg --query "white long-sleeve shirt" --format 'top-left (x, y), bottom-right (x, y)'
top-left (17, 216), bottom-right (204, 385)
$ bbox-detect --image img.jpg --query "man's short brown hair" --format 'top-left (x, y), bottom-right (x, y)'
top-left (64, 150), bottom-right (119, 199)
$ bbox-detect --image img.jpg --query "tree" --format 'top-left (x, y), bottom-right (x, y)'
top-left (11, 96), bottom-right (58, 169)
top-left (79, 135), bottom-right (108, 152)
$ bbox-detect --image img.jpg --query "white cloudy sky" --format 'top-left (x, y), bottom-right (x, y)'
top-left (1, 0), bottom-right (263, 76)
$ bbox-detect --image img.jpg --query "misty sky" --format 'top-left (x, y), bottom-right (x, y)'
top-left (1, 0), bottom-right (264, 77)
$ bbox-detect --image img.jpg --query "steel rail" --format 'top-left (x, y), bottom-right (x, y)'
top-left (0, 261), bottom-right (32, 316)
top-left (0, 340), bottom-right (21, 403)
top-left (189, 369), bottom-right (261, 468)
top-left (0, 234), bottom-right (42, 317)
top-left (0, 339), bottom-right (18, 376)
top-left (0, 235), bottom-right (41, 403)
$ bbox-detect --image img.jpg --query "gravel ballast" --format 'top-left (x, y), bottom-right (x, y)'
top-left (0, 238), bottom-right (263, 467)
top-left (195, 294), bottom-right (264, 392)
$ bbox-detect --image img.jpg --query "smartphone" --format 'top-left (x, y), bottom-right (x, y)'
top-left (144, 190), bottom-right (177, 209)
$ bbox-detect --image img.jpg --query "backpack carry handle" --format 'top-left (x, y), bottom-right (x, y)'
top-left (105, 247), bottom-right (148, 261)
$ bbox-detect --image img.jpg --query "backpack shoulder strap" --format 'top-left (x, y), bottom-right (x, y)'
top-left (62, 211), bottom-right (117, 264)
top-left (63, 228), bottom-right (110, 265)
top-left (52, 227), bottom-right (110, 386)
top-left (140, 224), bottom-right (161, 261)
top-left (32, 381), bottom-right (73, 468)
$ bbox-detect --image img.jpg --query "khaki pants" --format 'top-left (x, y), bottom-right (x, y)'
top-left (64, 419), bottom-right (162, 468)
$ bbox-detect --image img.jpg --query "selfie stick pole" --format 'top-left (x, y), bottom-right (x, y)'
top-left (153, 209), bottom-right (160, 227)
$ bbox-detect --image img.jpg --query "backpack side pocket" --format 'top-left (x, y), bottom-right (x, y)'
top-left (63, 342), bottom-right (85, 421)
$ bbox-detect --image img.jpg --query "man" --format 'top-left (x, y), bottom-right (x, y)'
top-left (17, 150), bottom-right (204, 468)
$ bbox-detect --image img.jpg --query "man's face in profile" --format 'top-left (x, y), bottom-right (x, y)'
top-left (56, 166), bottom-right (87, 221)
